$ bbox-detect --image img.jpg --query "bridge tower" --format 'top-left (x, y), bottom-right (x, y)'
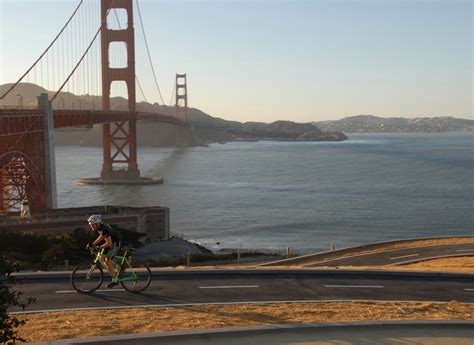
top-left (175, 74), bottom-right (189, 146)
top-left (100, 0), bottom-right (140, 180)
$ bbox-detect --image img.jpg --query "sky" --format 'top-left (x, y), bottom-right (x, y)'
top-left (1, 0), bottom-right (472, 123)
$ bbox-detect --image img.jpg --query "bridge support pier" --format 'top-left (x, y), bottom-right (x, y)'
top-left (0, 169), bottom-right (4, 211)
top-left (38, 93), bottom-right (57, 209)
top-left (79, 0), bottom-right (163, 186)
top-left (175, 74), bottom-right (190, 146)
top-left (99, 0), bottom-right (141, 182)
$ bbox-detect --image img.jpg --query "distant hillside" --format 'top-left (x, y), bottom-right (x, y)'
top-left (55, 108), bottom-right (347, 146)
top-left (1, 83), bottom-right (347, 146)
top-left (314, 115), bottom-right (474, 133)
top-left (185, 109), bottom-right (347, 144)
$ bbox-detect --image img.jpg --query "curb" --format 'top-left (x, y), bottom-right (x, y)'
top-left (28, 320), bottom-right (474, 344)
top-left (11, 298), bottom-right (474, 315)
top-left (13, 268), bottom-right (474, 281)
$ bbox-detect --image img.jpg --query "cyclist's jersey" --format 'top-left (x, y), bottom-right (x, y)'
top-left (97, 223), bottom-right (122, 243)
top-left (96, 223), bottom-right (122, 259)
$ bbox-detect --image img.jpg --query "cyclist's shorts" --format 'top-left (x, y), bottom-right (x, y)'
top-left (104, 241), bottom-right (121, 259)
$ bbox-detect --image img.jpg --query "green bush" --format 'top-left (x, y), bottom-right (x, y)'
top-left (0, 256), bottom-right (34, 344)
top-left (0, 226), bottom-right (146, 270)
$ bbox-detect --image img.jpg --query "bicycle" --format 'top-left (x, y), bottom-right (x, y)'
top-left (70, 245), bottom-right (152, 293)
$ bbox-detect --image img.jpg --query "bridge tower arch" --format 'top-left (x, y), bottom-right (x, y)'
top-left (175, 74), bottom-right (189, 146)
top-left (100, 0), bottom-right (140, 180)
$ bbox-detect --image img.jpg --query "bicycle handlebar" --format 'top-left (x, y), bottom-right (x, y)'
top-left (86, 244), bottom-right (105, 257)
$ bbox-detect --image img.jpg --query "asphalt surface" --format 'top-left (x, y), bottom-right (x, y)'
top-left (303, 243), bottom-right (474, 267)
top-left (14, 241), bottom-right (474, 344)
top-left (11, 269), bottom-right (474, 312)
top-left (259, 243), bottom-right (474, 267)
top-left (29, 322), bottom-right (474, 345)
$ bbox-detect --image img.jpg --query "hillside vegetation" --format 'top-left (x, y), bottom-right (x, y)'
top-left (314, 115), bottom-right (474, 133)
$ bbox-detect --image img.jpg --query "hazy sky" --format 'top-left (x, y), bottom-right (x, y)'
top-left (1, 0), bottom-right (472, 122)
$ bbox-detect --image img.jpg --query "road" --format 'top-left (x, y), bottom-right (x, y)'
top-left (11, 269), bottom-right (474, 313)
top-left (261, 243), bottom-right (474, 267)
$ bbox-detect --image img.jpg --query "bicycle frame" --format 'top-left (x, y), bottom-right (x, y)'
top-left (87, 246), bottom-right (139, 283)
top-left (114, 250), bottom-right (138, 283)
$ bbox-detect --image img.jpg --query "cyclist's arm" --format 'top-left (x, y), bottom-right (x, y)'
top-left (92, 234), bottom-right (105, 246)
top-left (99, 235), bottom-right (113, 250)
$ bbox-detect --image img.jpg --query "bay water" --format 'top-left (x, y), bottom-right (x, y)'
top-left (56, 133), bottom-right (474, 254)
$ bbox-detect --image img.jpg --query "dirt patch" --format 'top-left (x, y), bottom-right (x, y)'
top-left (17, 300), bottom-right (474, 342)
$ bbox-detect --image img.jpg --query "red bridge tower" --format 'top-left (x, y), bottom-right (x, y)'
top-left (100, 0), bottom-right (140, 181)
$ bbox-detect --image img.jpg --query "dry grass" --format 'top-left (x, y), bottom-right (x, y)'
top-left (18, 301), bottom-right (474, 342)
top-left (402, 257), bottom-right (474, 272)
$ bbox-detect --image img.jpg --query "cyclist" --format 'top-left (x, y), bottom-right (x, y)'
top-left (87, 214), bottom-right (122, 288)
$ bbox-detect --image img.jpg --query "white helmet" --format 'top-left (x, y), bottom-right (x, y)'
top-left (87, 214), bottom-right (102, 224)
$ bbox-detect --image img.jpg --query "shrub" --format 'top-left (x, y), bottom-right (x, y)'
top-left (0, 256), bottom-right (34, 344)
top-left (0, 226), bottom-right (146, 270)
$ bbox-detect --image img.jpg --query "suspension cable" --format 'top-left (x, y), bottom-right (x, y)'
top-left (0, 0), bottom-right (84, 100)
top-left (52, 1), bottom-right (118, 102)
top-left (168, 81), bottom-right (176, 108)
top-left (135, 0), bottom-right (168, 108)
top-left (51, 24), bottom-right (101, 102)
top-left (136, 76), bottom-right (149, 104)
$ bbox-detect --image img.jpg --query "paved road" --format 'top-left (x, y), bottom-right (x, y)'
top-left (29, 322), bottom-right (474, 345)
top-left (12, 269), bottom-right (474, 312)
top-left (261, 243), bottom-right (474, 267)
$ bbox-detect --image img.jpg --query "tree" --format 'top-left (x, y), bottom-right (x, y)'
top-left (0, 257), bottom-right (33, 344)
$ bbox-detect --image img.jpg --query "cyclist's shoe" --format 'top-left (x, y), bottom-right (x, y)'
top-left (106, 281), bottom-right (118, 289)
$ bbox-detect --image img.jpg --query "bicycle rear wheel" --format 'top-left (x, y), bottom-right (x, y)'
top-left (71, 261), bottom-right (104, 293)
top-left (120, 265), bottom-right (152, 293)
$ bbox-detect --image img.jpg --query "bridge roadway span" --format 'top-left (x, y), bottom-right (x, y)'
top-left (0, 108), bottom-right (186, 135)
top-left (12, 269), bottom-right (474, 313)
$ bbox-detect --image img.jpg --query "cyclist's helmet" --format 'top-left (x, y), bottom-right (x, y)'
top-left (87, 214), bottom-right (102, 224)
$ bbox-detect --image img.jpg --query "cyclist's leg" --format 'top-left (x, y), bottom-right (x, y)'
top-left (104, 243), bottom-right (119, 278)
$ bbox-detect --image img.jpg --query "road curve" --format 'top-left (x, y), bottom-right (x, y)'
top-left (303, 243), bottom-right (474, 267)
top-left (259, 243), bottom-right (474, 267)
top-left (12, 269), bottom-right (474, 313)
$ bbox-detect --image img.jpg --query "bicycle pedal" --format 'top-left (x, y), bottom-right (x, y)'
top-left (107, 281), bottom-right (118, 289)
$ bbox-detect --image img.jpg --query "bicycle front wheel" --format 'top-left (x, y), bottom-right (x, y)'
top-left (120, 265), bottom-right (152, 293)
top-left (71, 261), bottom-right (104, 293)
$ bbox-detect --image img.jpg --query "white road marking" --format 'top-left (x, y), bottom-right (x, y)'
top-left (457, 249), bottom-right (474, 252)
top-left (390, 253), bottom-right (419, 260)
top-left (55, 289), bottom-right (126, 294)
top-left (199, 285), bottom-right (259, 289)
top-left (325, 285), bottom-right (384, 288)
top-left (464, 289), bottom-right (474, 291)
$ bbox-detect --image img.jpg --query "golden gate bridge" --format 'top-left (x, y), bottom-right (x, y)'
top-left (0, 0), bottom-right (189, 212)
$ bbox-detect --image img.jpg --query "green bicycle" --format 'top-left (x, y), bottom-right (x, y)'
top-left (70, 245), bottom-right (152, 293)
